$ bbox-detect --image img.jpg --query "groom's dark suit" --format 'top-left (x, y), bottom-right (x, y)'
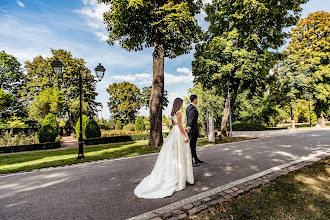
top-left (186, 103), bottom-right (199, 162)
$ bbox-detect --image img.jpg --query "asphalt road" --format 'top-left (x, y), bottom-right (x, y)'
top-left (0, 129), bottom-right (329, 220)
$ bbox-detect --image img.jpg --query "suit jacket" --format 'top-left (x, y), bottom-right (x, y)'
top-left (186, 104), bottom-right (199, 134)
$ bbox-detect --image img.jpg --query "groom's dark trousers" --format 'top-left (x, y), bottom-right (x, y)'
top-left (186, 104), bottom-right (199, 162)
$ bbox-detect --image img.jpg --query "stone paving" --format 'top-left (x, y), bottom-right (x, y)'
top-left (149, 155), bottom-right (324, 220)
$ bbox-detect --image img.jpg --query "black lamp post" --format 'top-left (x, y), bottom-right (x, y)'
top-left (304, 92), bottom-right (313, 128)
top-left (51, 59), bottom-right (106, 160)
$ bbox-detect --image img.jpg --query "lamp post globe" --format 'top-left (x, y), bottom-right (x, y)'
top-left (94, 63), bottom-right (106, 81)
top-left (51, 58), bottom-right (64, 75)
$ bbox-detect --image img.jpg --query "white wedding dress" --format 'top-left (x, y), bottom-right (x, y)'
top-left (134, 112), bottom-right (194, 199)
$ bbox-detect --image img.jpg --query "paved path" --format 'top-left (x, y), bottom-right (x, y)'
top-left (0, 129), bottom-right (329, 220)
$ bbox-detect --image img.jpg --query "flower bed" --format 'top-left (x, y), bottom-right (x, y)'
top-left (0, 131), bottom-right (39, 147)
top-left (85, 132), bottom-right (169, 145)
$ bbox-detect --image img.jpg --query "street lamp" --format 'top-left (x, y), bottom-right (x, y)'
top-left (51, 59), bottom-right (106, 160)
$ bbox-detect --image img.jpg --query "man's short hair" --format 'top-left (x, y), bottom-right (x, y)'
top-left (190, 94), bottom-right (198, 102)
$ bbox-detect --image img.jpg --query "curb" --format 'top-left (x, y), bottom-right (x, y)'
top-left (128, 150), bottom-right (329, 220)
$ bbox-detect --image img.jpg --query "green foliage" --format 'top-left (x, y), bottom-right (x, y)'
top-left (28, 87), bottom-right (64, 123)
top-left (75, 115), bottom-right (88, 136)
top-left (144, 117), bottom-right (150, 130)
top-left (7, 114), bottom-right (26, 128)
top-left (193, 0), bottom-right (307, 121)
top-left (0, 50), bottom-right (24, 96)
top-left (185, 83), bottom-right (224, 125)
top-left (135, 117), bottom-right (145, 131)
top-left (23, 49), bottom-right (99, 124)
top-left (42, 113), bottom-right (60, 136)
top-left (85, 119), bottom-right (101, 138)
top-left (0, 51), bottom-right (26, 120)
top-left (141, 86), bottom-right (169, 110)
top-left (38, 124), bottom-right (57, 143)
top-left (115, 120), bottom-right (122, 130)
top-left (123, 123), bottom-right (135, 131)
top-left (107, 81), bottom-right (141, 124)
top-left (231, 121), bottom-right (267, 131)
top-left (281, 11), bottom-right (330, 118)
top-left (99, 0), bottom-right (202, 58)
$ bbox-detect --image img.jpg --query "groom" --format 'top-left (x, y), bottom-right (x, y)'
top-left (186, 94), bottom-right (204, 167)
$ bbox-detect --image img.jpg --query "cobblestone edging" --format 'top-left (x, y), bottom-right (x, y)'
top-left (149, 156), bottom-right (326, 220)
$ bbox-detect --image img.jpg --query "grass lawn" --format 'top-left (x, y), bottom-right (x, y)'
top-left (199, 157), bottom-right (330, 220)
top-left (0, 136), bottom-right (251, 174)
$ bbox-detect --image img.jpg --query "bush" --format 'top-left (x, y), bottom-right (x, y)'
top-left (85, 119), bottom-right (101, 138)
top-left (231, 121), bottom-right (267, 131)
top-left (75, 115), bottom-right (88, 136)
top-left (135, 117), bottom-right (145, 131)
top-left (115, 120), bottom-right (122, 130)
top-left (0, 139), bottom-right (60, 153)
top-left (123, 123), bottom-right (135, 131)
top-left (42, 113), bottom-right (59, 136)
top-left (38, 124), bottom-right (58, 143)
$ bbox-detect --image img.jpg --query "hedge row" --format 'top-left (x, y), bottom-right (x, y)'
top-left (0, 140), bottom-right (61, 154)
top-left (85, 132), bottom-right (169, 145)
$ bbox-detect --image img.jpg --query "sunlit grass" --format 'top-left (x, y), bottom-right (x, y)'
top-left (200, 157), bottom-right (330, 220)
top-left (0, 137), bottom-right (251, 174)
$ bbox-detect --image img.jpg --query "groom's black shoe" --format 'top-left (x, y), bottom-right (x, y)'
top-left (192, 162), bottom-right (200, 167)
top-left (195, 159), bottom-right (204, 164)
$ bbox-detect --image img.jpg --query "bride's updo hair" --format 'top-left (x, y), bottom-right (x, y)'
top-left (171, 98), bottom-right (183, 116)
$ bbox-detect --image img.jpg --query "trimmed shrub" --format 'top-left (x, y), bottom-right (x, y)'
top-left (85, 119), bottom-right (101, 138)
top-left (38, 124), bottom-right (58, 143)
top-left (75, 115), bottom-right (88, 136)
top-left (0, 140), bottom-right (60, 153)
top-left (231, 121), bottom-right (267, 131)
top-left (42, 113), bottom-right (60, 136)
top-left (115, 120), bottom-right (122, 130)
top-left (135, 117), bottom-right (145, 131)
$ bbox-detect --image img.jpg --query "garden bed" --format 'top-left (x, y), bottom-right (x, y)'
top-left (0, 140), bottom-right (61, 154)
top-left (85, 132), bottom-right (169, 145)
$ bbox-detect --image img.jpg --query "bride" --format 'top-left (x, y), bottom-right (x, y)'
top-left (134, 98), bottom-right (194, 199)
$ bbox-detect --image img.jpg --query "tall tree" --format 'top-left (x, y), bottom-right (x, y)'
top-left (192, 0), bottom-right (307, 136)
top-left (282, 11), bottom-right (330, 126)
top-left (99, 0), bottom-right (202, 146)
top-left (141, 85), bottom-right (169, 110)
top-left (0, 51), bottom-right (24, 96)
top-left (0, 51), bottom-right (26, 119)
top-left (28, 87), bottom-right (64, 123)
top-left (23, 49), bottom-right (99, 124)
top-left (106, 81), bottom-right (141, 124)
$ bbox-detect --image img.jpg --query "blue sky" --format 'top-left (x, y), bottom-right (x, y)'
top-left (0, 0), bottom-right (329, 120)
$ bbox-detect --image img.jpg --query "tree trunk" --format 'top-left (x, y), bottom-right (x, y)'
top-left (220, 98), bottom-right (229, 137)
top-left (148, 40), bottom-right (165, 147)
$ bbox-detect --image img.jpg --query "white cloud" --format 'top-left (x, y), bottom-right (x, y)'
top-left (74, 0), bottom-right (109, 42)
top-left (112, 75), bottom-right (136, 81)
top-left (17, 0), bottom-right (25, 8)
top-left (165, 67), bottom-right (194, 85)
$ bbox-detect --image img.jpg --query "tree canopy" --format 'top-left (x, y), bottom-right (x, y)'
top-left (282, 11), bottom-right (330, 121)
top-left (106, 81), bottom-right (141, 124)
top-left (192, 0), bottom-right (308, 135)
top-left (23, 49), bottom-right (99, 124)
